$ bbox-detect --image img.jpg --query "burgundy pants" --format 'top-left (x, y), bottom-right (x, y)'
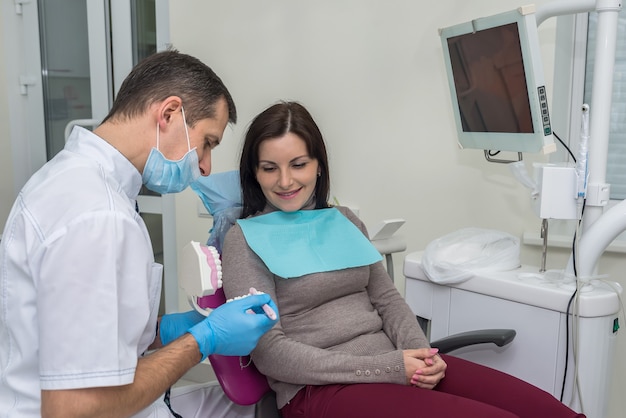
top-left (280, 354), bottom-right (585, 418)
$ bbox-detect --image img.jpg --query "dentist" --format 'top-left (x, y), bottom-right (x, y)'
top-left (0, 49), bottom-right (278, 418)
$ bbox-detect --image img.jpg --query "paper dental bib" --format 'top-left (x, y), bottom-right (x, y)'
top-left (237, 208), bottom-right (382, 278)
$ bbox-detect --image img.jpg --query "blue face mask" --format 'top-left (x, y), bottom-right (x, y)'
top-left (143, 106), bottom-right (201, 194)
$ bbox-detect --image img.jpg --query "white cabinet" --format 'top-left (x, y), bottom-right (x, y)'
top-left (404, 251), bottom-right (621, 418)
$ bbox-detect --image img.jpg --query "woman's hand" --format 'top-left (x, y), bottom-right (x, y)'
top-left (402, 348), bottom-right (447, 389)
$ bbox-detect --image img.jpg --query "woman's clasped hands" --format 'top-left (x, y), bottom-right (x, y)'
top-left (403, 348), bottom-right (447, 390)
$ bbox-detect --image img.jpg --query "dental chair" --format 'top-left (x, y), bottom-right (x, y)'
top-left (191, 285), bottom-right (515, 418)
top-left (187, 171), bottom-right (517, 418)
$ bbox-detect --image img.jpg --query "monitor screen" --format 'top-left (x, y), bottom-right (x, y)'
top-left (439, 7), bottom-right (555, 154)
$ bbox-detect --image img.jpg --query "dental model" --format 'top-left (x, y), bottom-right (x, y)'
top-left (178, 241), bottom-right (223, 315)
top-left (227, 287), bottom-right (277, 320)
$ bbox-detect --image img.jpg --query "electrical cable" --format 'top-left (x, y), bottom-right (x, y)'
top-left (559, 201), bottom-right (584, 406)
top-left (560, 199), bottom-right (625, 412)
top-left (560, 287), bottom-right (577, 402)
top-left (569, 207), bottom-right (584, 412)
top-left (553, 131), bottom-right (577, 163)
top-left (484, 132), bottom-right (573, 161)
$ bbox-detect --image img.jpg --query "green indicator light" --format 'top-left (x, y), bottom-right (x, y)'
top-left (613, 318), bottom-right (620, 333)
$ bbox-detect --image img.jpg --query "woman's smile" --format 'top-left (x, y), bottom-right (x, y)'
top-left (256, 132), bottom-right (319, 212)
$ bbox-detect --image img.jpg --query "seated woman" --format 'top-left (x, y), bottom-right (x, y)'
top-left (221, 101), bottom-right (584, 418)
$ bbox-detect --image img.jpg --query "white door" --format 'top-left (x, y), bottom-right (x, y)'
top-left (7, 0), bottom-right (179, 313)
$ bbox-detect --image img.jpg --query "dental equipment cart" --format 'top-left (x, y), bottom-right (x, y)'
top-left (404, 251), bottom-right (621, 418)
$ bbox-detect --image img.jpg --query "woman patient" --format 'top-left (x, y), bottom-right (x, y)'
top-left (221, 101), bottom-right (584, 418)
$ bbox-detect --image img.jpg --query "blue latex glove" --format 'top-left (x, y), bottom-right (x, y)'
top-left (188, 293), bottom-right (279, 360)
top-left (159, 310), bottom-right (206, 346)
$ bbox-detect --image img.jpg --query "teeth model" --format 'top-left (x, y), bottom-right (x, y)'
top-left (178, 241), bottom-right (223, 315)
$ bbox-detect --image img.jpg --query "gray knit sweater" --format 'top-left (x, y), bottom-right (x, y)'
top-left (221, 206), bottom-right (430, 409)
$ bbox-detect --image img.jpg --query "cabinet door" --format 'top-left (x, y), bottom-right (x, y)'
top-left (446, 289), bottom-right (562, 395)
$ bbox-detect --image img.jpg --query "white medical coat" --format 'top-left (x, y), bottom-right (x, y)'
top-left (0, 127), bottom-right (161, 416)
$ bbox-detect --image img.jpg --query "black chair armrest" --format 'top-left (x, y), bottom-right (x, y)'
top-left (431, 329), bottom-right (516, 354)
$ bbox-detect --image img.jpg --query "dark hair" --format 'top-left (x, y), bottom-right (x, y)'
top-left (101, 49), bottom-right (236, 127)
top-left (240, 101), bottom-right (330, 218)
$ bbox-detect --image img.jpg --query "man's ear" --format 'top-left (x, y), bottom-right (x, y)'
top-left (157, 96), bottom-right (183, 130)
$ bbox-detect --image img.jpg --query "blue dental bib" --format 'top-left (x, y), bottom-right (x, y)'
top-left (237, 208), bottom-right (382, 278)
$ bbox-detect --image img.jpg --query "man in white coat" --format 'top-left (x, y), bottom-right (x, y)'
top-left (0, 49), bottom-right (278, 418)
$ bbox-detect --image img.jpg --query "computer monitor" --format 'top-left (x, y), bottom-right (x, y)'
top-left (439, 6), bottom-right (556, 154)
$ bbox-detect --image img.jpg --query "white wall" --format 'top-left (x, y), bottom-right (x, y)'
top-left (170, 1), bottom-right (564, 283)
top-left (170, 0), bottom-right (556, 258)
top-left (169, 1), bottom-right (624, 417)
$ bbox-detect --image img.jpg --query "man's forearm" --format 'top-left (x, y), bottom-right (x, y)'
top-left (41, 333), bottom-right (202, 418)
